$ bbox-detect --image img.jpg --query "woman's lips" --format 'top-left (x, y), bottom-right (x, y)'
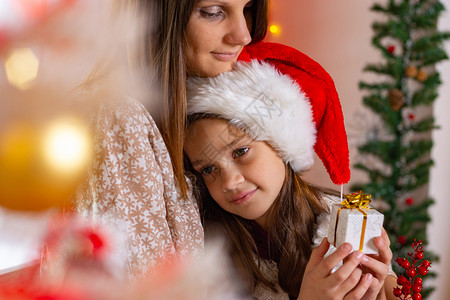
top-left (231, 188), bottom-right (258, 205)
top-left (211, 51), bottom-right (239, 61)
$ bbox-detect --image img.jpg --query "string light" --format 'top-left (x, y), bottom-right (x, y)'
top-left (269, 24), bottom-right (281, 35)
top-left (4, 48), bottom-right (39, 90)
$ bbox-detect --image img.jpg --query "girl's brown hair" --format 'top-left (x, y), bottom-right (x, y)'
top-left (128, 0), bottom-right (269, 198)
top-left (185, 116), bottom-right (331, 298)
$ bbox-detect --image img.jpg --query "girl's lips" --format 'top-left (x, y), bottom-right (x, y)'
top-left (211, 51), bottom-right (239, 61)
top-left (231, 188), bottom-right (258, 205)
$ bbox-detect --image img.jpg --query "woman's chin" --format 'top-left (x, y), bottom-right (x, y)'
top-left (190, 61), bottom-right (236, 77)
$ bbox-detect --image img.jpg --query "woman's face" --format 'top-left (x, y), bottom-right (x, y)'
top-left (185, 0), bottom-right (254, 77)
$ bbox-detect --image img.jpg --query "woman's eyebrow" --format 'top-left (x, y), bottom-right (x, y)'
top-left (196, 0), bottom-right (228, 5)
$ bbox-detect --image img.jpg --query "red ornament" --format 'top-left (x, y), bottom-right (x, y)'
top-left (397, 275), bottom-right (408, 285)
top-left (412, 284), bottom-right (422, 293)
top-left (415, 252), bottom-right (424, 260)
top-left (414, 277), bottom-right (423, 286)
top-left (403, 260), bottom-right (411, 269)
top-left (393, 287), bottom-right (402, 297)
top-left (412, 293), bottom-right (422, 300)
top-left (405, 197), bottom-right (414, 205)
top-left (421, 260), bottom-right (431, 268)
top-left (393, 240), bottom-right (430, 299)
top-left (387, 45), bottom-right (395, 54)
top-left (406, 267), bottom-right (417, 278)
top-left (402, 285), bottom-right (411, 295)
top-left (408, 113), bottom-right (415, 121)
top-left (418, 266), bottom-right (428, 275)
top-left (398, 235), bottom-right (407, 245)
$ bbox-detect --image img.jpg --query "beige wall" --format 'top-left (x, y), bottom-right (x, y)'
top-left (266, 1), bottom-right (450, 298)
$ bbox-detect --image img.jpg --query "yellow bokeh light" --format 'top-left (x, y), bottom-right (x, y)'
top-left (5, 48), bottom-right (40, 90)
top-left (42, 117), bottom-right (91, 175)
top-left (269, 24), bottom-right (280, 35)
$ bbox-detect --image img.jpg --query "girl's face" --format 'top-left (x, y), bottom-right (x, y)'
top-left (185, 0), bottom-right (253, 77)
top-left (184, 118), bottom-right (286, 229)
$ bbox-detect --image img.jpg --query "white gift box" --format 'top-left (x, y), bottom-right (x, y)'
top-left (327, 203), bottom-right (384, 254)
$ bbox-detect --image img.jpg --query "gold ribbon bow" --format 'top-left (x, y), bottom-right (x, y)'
top-left (341, 191), bottom-right (372, 209)
top-left (333, 191), bottom-right (372, 252)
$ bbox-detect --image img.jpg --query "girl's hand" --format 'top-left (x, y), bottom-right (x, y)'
top-left (298, 239), bottom-right (373, 300)
top-left (358, 228), bottom-right (393, 300)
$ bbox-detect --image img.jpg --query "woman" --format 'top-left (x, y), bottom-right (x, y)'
top-left (73, 0), bottom-right (268, 278)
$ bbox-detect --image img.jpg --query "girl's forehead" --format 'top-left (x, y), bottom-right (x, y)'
top-left (187, 118), bottom-right (246, 140)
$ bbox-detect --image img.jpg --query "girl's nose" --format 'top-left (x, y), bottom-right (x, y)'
top-left (221, 165), bottom-right (245, 191)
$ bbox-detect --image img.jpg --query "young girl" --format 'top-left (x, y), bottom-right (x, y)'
top-left (184, 61), bottom-right (396, 300)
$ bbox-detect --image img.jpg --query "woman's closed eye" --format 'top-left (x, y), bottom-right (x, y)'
top-left (199, 6), bottom-right (224, 19)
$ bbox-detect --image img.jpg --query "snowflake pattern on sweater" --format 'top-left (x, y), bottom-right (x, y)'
top-left (73, 98), bottom-right (204, 278)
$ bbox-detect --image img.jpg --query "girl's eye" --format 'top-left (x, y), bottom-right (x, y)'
top-left (201, 165), bottom-right (216, 175)
top-left (199, 6), bottom-right (224, 19)
top-left (233, 147), bottom-right (249, 158)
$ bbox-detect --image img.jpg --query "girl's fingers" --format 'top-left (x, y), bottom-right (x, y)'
top-left (315, 242), bottom-right (353, 277)
top-left (339, 265), bottom-right (363, 293)
top-left (373, 229), bottom-right (393, 264)
top-left (360, 255), bottom-right (389, 279)
top-left (305, 238), bottom-right (330, 272)
top-left (344, 273), bottom-right (373, 300)
top-left (328, 250), bottom-right (364, 285)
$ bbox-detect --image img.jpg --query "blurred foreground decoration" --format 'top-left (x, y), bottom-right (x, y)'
top-left (0, 0), bottom-right (93, 211)
top-left (4, 47), bottom-right (39, 90)
top-left (0, 0), bottom-right (147, 211)
top-left (0, 116), bottom-right (92, 211)
top-left (0, 214), bottom-right (247, 300)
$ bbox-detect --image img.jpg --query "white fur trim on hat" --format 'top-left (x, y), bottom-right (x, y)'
top-left (187, 60), bottom-right (316, 173)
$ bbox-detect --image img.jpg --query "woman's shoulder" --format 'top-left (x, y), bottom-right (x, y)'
top-left (79, 97), bottom-right (168, 151)
top-left (89, 97), bottom-right (156, 128)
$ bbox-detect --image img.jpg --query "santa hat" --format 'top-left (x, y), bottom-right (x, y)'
top-left (238, 42), bottom-right (351, 185)
top-left (187, 60), bottom-right (316, 174)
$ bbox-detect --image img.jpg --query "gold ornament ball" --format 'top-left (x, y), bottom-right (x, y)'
top-left (0, 119), bottom-right (91, 211)
top-left (417, 69), bottom-right (428, 82)
top-left (405, 65), bottom-right (418, 78)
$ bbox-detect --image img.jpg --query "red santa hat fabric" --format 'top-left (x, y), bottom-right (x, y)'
top-left (239, 42), bottom-right (351, 185)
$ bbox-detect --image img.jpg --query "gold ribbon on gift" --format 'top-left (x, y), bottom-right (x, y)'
top-left (333, 191), bottom-right (372, 252)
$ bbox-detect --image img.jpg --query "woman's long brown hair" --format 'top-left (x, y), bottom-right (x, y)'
top-left (132, 0), bottom-right (268, 198)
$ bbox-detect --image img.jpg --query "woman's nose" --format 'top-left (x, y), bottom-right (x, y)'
top-left (221, 165), bottom-right (245, 191)
top-left (224, 13), bottom-right (252, 46)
